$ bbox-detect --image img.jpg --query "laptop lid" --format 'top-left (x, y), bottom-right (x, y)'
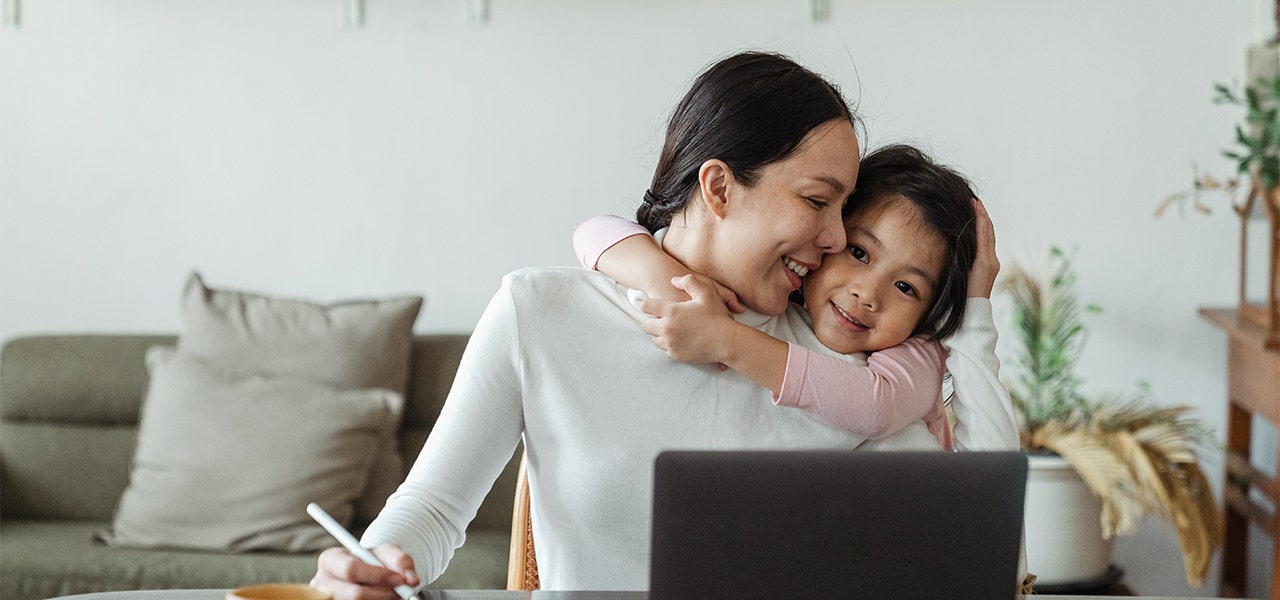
top-left (649, 450), bottom-right (1027, 600)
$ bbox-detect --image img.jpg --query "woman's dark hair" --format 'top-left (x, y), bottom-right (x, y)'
top-left (638, 51), bottom-right (858, 231)
top-left (846, 144), bottom-right (978, 340)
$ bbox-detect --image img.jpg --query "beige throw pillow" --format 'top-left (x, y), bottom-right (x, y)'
top-left (100, 347), bottom-right (403, 552)
top-left (177, 272), bottom-right (421, 522)
top-left (178, 272), bottom-right (421, 392)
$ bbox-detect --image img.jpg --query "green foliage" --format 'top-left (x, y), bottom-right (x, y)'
top-left (1002, 247), bottom-right (1101, 431)
top-left (1215, 75), bottom-right (1280, 190)
top-left (1002, 248), bottom-right (1218, 449)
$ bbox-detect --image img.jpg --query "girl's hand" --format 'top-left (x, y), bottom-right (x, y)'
top-left (968, 198), bottom-right (1000, 299)
top-left (647, 273), bottom-right (747, 315)
top-left (640, 274), bottom-right (744, 365)
top-left (312, 544), bottom-right (419, 600)
top-left (709, 279), bottom-right (748, 315)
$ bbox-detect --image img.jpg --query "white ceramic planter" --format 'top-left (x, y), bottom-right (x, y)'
top-left (1023, 454), bottom-right (1114, 586)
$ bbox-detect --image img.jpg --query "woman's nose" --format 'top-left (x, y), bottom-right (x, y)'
top-left (816, 209), bottom-right (846, 253)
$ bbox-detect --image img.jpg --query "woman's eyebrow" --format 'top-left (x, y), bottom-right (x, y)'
top-left (805, 175), bottom-right (848, 195)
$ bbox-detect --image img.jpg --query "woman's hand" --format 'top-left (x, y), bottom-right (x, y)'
top-left (640, 274), bottom-right (744, 365)
top-left (968, 198), bottom-right (1000, 299)
top-left (312, 544), bottom-right (419, 600)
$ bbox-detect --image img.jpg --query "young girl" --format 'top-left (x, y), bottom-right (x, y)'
top-left (574, 144), bottom-right (981, 447)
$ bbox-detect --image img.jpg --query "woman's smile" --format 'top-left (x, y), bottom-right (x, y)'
top-left (784, 257), bottom-right (815, 291)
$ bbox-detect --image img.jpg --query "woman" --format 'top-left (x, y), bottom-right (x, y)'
top-left (312, 51), bottom-right (1018, 598)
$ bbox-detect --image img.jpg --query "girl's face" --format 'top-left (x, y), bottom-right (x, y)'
top-left (708, 119), bottom-right (859, 316)
top-left (804, 197), bottom-right (946, 354)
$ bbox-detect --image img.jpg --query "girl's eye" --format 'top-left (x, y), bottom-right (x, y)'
top-left (848, 245), bottom-right (868, 263)
top-left (895, 281), bottom-right (918, 297)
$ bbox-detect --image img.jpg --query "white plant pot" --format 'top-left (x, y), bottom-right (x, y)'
top-left (1023, 454), bottom-right (1114, 586)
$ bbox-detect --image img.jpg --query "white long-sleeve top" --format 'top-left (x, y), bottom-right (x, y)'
top-left (361, 267), bottom-right (1019, 590)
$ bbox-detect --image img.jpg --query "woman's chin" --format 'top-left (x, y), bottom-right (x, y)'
top-left (745, 293), bottom-right (789, 317)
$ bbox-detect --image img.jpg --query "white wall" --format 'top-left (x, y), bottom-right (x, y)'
top-left (0, 0), bottom-right (1264, 595)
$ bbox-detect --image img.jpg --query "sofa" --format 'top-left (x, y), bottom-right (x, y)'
top-left (0, 333), bottom-right (523, 600)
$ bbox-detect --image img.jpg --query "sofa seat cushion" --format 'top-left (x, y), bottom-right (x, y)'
top-left (0, 520), bottom-right (510, 600)
top-left (0, 520), bottom-right (316, 600)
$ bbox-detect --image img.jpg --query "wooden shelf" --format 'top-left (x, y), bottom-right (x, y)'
top-left (1202, 307), bottom-right (1280, 598)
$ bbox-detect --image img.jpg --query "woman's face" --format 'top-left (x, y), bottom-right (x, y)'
top-left (804, 197), bottom-right (946, 354)
top-left (711, 119), bottom-right (860, 316)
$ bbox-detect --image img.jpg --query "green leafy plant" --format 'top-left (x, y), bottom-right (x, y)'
top-left (1215, 74), bottom-right (1280, 190)
top-left (1002, 247), bottom-right (1221, 586)
top-left (1158, 76), bottom-right (1280, 217)
top-left (1004, 247), bottom-right (1100, 428)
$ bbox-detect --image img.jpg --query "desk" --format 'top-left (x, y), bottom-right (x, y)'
top-left (44, 591), bottom-right (1246, 600)
top-left (1202, 307), bottom-right (1280, 599)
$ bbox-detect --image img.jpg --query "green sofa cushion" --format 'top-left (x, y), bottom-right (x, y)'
top-left (0, 422), bottom-right (137, 520)
top-left (0, 521), bottom-right (510, 600)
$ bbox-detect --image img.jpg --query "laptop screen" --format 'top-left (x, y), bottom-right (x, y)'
top-left (649, 450), bottom-right (1027, 600)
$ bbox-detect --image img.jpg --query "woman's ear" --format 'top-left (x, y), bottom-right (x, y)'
top-left (696, 159), bottom-right (735, 220)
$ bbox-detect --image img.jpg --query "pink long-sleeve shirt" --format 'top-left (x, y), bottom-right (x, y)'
top-left (573, 215), bottom-right (953, 448)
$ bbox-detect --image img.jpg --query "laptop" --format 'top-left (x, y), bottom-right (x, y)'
top-left (649, 450), bottom-right (1027, 600)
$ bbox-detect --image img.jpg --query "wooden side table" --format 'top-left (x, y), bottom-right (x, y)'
top-left (1201, 308), bottom-right (1280, 599)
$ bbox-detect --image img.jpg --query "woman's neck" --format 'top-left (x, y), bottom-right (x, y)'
top-left (657, 214), bottom-right (714, 278)
top-left (657, 221), bottom-right (772, 327)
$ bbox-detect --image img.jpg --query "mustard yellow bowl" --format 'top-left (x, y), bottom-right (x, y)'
top-left (226, 583), bottom-right (332, 600)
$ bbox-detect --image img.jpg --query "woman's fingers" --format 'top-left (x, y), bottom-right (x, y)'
top-left (968, 198), bottom-right (1000, 299)
top-left (312, 547), bottom-right (409, 600)
top-left (311, 576), bottom-right (401, 600)
top-left (372, 544), bottom-right (420, 587)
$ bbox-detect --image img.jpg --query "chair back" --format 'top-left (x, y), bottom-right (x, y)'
top-left (506, 451), bottom-right (540, 590)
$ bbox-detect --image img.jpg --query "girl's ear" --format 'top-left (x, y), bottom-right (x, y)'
top-left (696, 159), bottom-right (735, 220)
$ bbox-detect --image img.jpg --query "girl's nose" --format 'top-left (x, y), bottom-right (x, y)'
top-left (849, 280), bottom-right (878, 311)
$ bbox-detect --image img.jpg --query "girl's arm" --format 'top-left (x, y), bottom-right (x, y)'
top-left (641, 276), bottom-right (947, 443)
top-left (574, 215), bottom-right (748, 307)
top-left (775, 336), bottom-right (948, 443)
top-left (573, 216), bottom-right (690, 302)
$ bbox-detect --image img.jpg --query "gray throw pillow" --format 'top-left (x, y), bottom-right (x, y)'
top-left (177, 272), bottom-right (421, 522)
top-left (99, 347), bottom-right (403, 552)
top-left (178, 272), bottom-right (421, 392)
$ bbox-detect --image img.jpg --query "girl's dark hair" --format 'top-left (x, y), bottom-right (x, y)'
top-left (638, 51), bottom-right (858, 231)
top-left (847, 144), bottom-right (978, 340)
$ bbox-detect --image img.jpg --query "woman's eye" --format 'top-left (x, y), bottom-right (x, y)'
top-left (806, 197), bottom-right (829, 209)
top-left (895, 281), bottom-right (918, 297)
top-left (848, 245), bottom-right (868, 262)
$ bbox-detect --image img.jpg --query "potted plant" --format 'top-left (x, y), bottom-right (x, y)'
top-left (1001, 247), bottom-right (1221, 587)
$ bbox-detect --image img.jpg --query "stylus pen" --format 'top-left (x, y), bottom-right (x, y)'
top-left (306, 502), bottom-right (421, 600)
